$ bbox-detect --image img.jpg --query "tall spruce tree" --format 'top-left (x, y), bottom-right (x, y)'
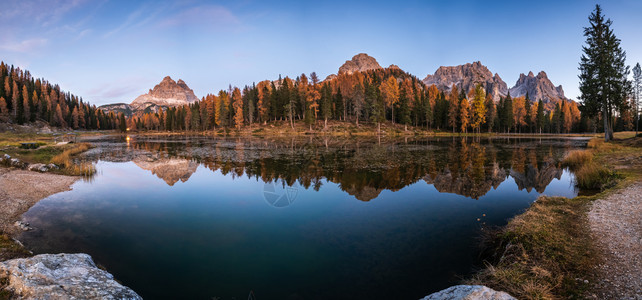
top-left (633, 62), bottom-right (641, 136)
top-left (579, 4), bottom-right (632, 141)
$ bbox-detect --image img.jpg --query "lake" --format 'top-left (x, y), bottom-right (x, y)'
top-left (19, 135), bottom-right (587, 299)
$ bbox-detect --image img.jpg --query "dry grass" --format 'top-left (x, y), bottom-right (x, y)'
top-left (469, 196), bottom-right (596, 299)
top-left (469, 135), bottom-right (642, 299)
top-left (561, 150), bottom-right (593, 170)
top-left (50, 143), bottom-right (95, 176)
top-left (574, 162), bottom-right (618, 190)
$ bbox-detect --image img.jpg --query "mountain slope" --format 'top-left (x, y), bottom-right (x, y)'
top-left (509, 71), bottom-right (566, 102)
top-left (131, 76), bottom-right (199, 109)
top-left (422, 61), bottom-right (508, 101)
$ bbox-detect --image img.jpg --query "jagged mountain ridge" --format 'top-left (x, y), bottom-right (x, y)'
top-left (99, 76), bottom-right (199, 115)
top-left (422, 61), bottom-right (508, 102)
top-left (509, 71), bottom-right (566, 102)
top-left (131, 76), bottom-right (198, 109)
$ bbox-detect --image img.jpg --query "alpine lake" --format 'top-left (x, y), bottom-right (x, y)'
top-left (18, 135), bottom-right (589, 299)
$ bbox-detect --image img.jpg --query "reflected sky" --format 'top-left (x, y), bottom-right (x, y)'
top-left (20, 136), bottom-right (585, 299)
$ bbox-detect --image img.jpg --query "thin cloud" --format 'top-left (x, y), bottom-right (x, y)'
top-left (0, 38), bottom-right (48, 53)
top-left (103, 3), bottom-right (167, 38)
top-left (0, 0), bottom-right (87, 27)
top-left (76, 29), bottom-right (92, 40)
top-left (159, 5), bottom-right (240, 29)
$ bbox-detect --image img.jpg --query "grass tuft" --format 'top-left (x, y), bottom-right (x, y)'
top-left (574, 162), bottom-right (618, 190)
top-left (561, 150), bottom-right (593, 170)
top-left (51, 143), bottom-right (95, 176)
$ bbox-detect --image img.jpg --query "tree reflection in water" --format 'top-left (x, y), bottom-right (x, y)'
top-left (84, 135), bottom-right (584, 201)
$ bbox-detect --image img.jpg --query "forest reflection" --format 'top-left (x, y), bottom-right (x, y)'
top-left (88, 136), bottom-right (582, 201)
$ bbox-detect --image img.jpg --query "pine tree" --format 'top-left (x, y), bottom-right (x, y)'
top-left (536, 99), bottom-right (545, 133)
top-left (633, 63), bottom-right (641, 136)
top-left (485, 93), bottom-right (496, 133)
top-left (524, 93), bottom-right (532, 133)
top-left (504, 92), bottom-right (514, 133)
top-left (579, 4), bottom-right (632, 141)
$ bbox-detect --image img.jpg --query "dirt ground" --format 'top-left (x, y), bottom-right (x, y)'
top-left (0, 167), bottom-right (78, 236)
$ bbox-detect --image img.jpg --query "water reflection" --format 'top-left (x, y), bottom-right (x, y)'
top-left (20, 135), bottom-right (587, 299)
top-left (83, 136), bottom-right (582, 201)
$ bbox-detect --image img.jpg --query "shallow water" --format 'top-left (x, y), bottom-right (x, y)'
top-left (20, 136), bottom-right (586, 299)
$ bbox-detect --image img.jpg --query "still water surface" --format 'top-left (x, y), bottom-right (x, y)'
top-left (20, 136), bottom-right (586, 299)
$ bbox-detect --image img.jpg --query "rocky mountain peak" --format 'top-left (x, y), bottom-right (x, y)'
top-left (422, 61), bottom-right (508, 102)
top-left (509, 71), bottom-right (566, 102)
top-left (131, 76), bottom-right (199, 109)
top-left (338, 53), bottom-right (383, 75)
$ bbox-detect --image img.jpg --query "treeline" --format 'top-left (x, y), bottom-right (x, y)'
top-left (0, 61), bottom-right (122, 130)
top-left (130, 67), bottom-right (606, 134)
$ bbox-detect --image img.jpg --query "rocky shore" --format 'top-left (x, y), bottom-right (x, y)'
top-left (0, 166), bottom-right (141, 299)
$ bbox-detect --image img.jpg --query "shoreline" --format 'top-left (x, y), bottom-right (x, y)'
top-left (0, 168), bottom-right (79, 239)
top-left (467, 133), bottom-right (642, 299)
top-left (1, 132), bottom-right (639, 299)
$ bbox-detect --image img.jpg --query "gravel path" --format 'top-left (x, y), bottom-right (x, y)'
top-left (588, 183), bottom-right (642, 299)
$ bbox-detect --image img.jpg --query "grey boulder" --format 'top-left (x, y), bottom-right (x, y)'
top-left (0, 253), bottom-right (141, 300)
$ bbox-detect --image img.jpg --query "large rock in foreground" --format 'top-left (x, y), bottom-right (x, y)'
top-left (0, 253), bottom-right (141, 300)
top-left (421, 285), bottom-right (515, 300)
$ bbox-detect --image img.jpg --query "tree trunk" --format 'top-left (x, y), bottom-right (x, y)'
top-left (603, 105), bottom-right (610, 142)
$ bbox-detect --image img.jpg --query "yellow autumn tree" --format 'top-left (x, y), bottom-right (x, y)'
top-left (232, 87), bottom-right (243, 129)
top-left (256, 80), bottom-right (272, 124)
top-left (459, 97), bottom-right (470, 133)
top-left (379, 76), bottom-right (399, 123)
top-left (471, 84), bottom-right (486, 134)
top-left (428, 84), bottom-right (439, 110)
top-left (513, 96), bottom-right (527, 133)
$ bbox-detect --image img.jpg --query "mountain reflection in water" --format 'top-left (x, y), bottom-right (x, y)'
top-left (20, 135), bottom-right (588, 300)
top-left (84, 136), bottom-right (580, 201)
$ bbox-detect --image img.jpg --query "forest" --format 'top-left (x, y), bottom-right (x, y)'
top-left (0, 59), bottom-right (638, 136)
top-left (0, 62), bottom-right (122, 131)
top-left (128, 67), bottom-right (637, 135)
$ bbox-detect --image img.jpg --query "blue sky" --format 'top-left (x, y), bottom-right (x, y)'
top-left (1, 0), bottom-right (640, 106)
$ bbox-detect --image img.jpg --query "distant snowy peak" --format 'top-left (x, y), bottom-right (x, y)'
top-left (509, 71), bottom-right (566, 102)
